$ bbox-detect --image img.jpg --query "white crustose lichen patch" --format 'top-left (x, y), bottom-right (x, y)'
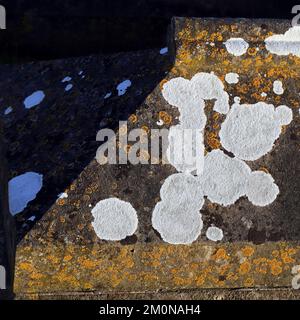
top-left (273, 80), bottom-right (284, 95)
top-left (200, 149), bottom-right (251, 206)
top-left (206, 226), bottom-right (224, 241)
top-left (91, 198), bottom-right (138, 241)
top-left (224, 38), bottom-right (249, 56)
top-left (246, 171), bottom-right (279, 206)
top-left (265, 26), bottom-right (300, 57)
top-left (225, 72), bottom-right (239, 84)
top-left (219, 102), bottom-right (293, 161)
top-left (94, 62), bottom-right (294, 244)
top-left (162, 72), bottom-right (230, 175)
top-left (150, 71), bottom-right (291, 244)
top-left (200, 150), bottom-right (279, 207)
top-left (152, 173), bottom-right (204, 245)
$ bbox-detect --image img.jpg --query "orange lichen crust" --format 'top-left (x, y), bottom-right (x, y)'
top-left (15, 242), bottom-right (300, 294)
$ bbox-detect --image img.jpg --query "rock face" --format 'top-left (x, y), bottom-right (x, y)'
top-left (1, 17), bottom-right (299, 298)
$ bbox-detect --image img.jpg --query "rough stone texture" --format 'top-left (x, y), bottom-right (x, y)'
top-left (1, 17), bottom-right (299, 298)
top-left (1, 49), bottom-right (171, 244)
top-left (14, 242), bottom-right (300, 294)
top-left (172, 17), bottom-right (300, 243)
top-left (16, 288), bottom-right (300, 301)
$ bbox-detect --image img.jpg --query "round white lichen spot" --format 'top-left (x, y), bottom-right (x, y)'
top-left (91, 198), bottom-right (138, 241)
top-left (152, 173), bottom-right (204, 244)
top-left (224, 38), bottom-right (249, 56)
top-left (117, 80), bottom-right (132, 96)
top-left (261, 92), bottom-right (267, 97)
top-left (273, 80), bottom-right (284, 95)
top-left (206, 226), bottom-right (224, 241)
top-left (9, 172), bottom-right (43, 215)
top-left (200, 150), bottom-right (251, 206)
top-left (246, 171), bottom-right (279, 206)
top-left (275, 105), bottom-right (293, 125)
top-left (225, 72), bottom-right (239, 84)
top-left (265, 26), bottom-right (300, 57)
top-left (24, 91), bottom-right (45, 109)
top-left (219, 102), bottom-right (293, 161)
top-left (152, 202), bottom-right (203, 244)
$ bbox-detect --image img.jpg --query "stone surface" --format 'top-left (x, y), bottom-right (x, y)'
top-left (15, 288), bottom-right (300, 301)
top-left (1, 17), bottom-right (299, 298)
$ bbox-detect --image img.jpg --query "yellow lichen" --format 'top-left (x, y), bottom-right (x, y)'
top-left (63, 255), bottom-right (73, 262)
top-left (129, 114), bottom-right (138, 123)
top-left (269, 259), bottom-right (283, 275)
top-left (247, 47), bottom-right (257, 56)
top-left (241, 246), bottom-right (255, 257)
top-left (239, 261), bottom-right (251, 275)
top-left (244, 278), bottom-right (254, 287)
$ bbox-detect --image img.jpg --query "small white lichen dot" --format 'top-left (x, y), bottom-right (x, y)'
top-left (206, 226), bottom-right (224, 241)
top-left (273, 80), bottom-right (284, 95)
top-left (224, 38), bottom-right (249, 56)
top-left (225, 72), bottom-right (239, 84)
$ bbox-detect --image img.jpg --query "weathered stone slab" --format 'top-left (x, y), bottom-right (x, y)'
top-left (14, 242), bottom-right (300, 294)
top-left (15, 287), bottom-right (300, 301)
top-left (2, 17), bottom-right (299, 297)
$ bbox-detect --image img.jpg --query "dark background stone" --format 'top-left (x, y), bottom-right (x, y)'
top-left (0, 0), bottom-right (297, 62)
top-left (0, 121), bottom-right (15, 300)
